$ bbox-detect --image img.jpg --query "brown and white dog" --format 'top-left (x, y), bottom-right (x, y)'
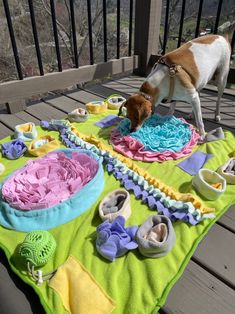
top-left (119, 34), bottom-right (232, 140)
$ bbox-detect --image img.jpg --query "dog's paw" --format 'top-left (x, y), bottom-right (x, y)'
top-left (215, 115), bottom-right (221, 122)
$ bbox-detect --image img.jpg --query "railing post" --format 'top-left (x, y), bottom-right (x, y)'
top-left (134, 0), bottom-right (162, 76)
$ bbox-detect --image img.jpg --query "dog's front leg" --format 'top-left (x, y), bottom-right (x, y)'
top-left (191, 93), bottom-right (206, 141)
top-left (167, 101), bottom-right (176, 116)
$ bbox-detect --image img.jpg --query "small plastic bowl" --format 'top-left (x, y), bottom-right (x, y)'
top-left (192, 168), bottom-right (226, 200)
top-left (106, 95), bottom-right (126, 110)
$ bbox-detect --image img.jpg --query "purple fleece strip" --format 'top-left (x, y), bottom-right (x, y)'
top-left (177, 151), bottom-right (213, 175)
top-left (1, 139), bottom-right (27, 160)
top-left (42, 120), bottom-right (202, 225)
top-left (95, 115), bottom-right (122, 128)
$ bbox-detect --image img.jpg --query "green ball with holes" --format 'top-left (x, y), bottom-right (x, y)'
top-left (18, 230), bottom-right (56, 267)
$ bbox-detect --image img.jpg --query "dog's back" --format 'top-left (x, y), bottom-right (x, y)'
top-left (186, 36), bottom-right (230, 90)
top-left (162, 35), bottom-right (231, 91)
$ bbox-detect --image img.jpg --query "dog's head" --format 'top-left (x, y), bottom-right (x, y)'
top-left (118, 94), bottom-right (153, 132)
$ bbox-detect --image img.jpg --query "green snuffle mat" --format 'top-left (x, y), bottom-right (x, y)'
top-left (0, 110), bottom-right (235, 314)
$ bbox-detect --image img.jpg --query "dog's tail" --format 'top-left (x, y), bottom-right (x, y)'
top-left (218, 20), bottom-right (235, 43)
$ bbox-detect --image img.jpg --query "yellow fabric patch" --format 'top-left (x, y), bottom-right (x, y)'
top-left (49, 256), bottom-right (116, 314)
top-left (28, 135), bottom-right (60, 157)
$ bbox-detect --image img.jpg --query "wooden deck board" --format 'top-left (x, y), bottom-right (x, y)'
top-left (162, 260), bottom-right (235, 314)
top-left (103, 81), bottom-right (137, 94)
top-left (14, 111), bottom-right (40, 125)
top-left (193, 224), bottom-right (235, 288)
top-left (0, 123), bottom-right (13, 139)
top-left (85, 84), bottom-right (128, 99)
top-left (218, 204), bottom-right (235, 232)
top-left (45, 95), bottom-right (85, 113)
top-left (25, 102), bottom-right (66, 121)
top-left (64, 90), bottom-right (105, 103)
top-left (0, 114), bottom-right (28, 130)
top-left (0, 75), bottom-right (235, 314)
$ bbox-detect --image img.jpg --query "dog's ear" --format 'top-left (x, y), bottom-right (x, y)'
top-left (118, 101), bottom-right (127, 116)
top-left (137, 100), bottom-right (152, 121)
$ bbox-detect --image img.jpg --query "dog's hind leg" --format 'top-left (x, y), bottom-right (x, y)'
top-left (190, 92), bottom-right (206, 140)
top-left (215, 63), bottom-right (230, 122)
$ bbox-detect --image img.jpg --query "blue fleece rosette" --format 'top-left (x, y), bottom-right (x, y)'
top-left (117, 114), bottom-right (192, 152)
top-left (96, 216), bottom-right (138, 261)
top-left (1, 139), bottom-right (27, 160)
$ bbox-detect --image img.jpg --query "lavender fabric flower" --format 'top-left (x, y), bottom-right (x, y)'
top-left (96, 216), bottom-right (138, 261)
top-left (1, 139), bottom-right (27, 160)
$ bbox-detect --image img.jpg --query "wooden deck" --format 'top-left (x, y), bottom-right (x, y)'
top-left (0, 75), bottom-right (235, 314)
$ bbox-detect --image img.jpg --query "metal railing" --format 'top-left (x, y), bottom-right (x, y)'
top-left (162, 0), bottom-right (235, 54)
top-left (2, 0), bottom-right (134, 81)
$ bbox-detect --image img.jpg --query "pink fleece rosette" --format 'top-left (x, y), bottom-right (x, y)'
top-left (2, 151), bottom-right (99, 210)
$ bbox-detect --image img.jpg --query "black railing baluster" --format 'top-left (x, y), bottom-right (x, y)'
top-left (177, 0), bottom-right (186, 47)
top-left (117, 0), bottom-right (120, 59)
top-left (49, 0), bottom-right (62, 72)
top-left (87, 0), bottom-right (94, 65)
top-left (231, 31), bottom-right (235, 58)
top-left (195, 0), bottom-right (204, 38)
top-left (28, 0), bottom-right (44, 76)
top-left (69, 0), bottom-right (79, 68)
top-left (162, 0), bottom-right (170, 55)
top-left (128, 0), bottom-right (133, 56)
top-left (103, 0), bottom-right (107, 62)
top-left (3, 0), bottom-right (23, 80)
top-left (214, 0), bottom-right (223, 34)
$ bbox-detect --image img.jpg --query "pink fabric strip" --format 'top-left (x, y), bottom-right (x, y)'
top-left (2, 151), bottom-right (98, 210)
top-left (109, 119), bottom-right (200, 162)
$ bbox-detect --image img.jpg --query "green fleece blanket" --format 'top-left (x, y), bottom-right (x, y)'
top-left (0, 110), bottom-right (235, 314)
